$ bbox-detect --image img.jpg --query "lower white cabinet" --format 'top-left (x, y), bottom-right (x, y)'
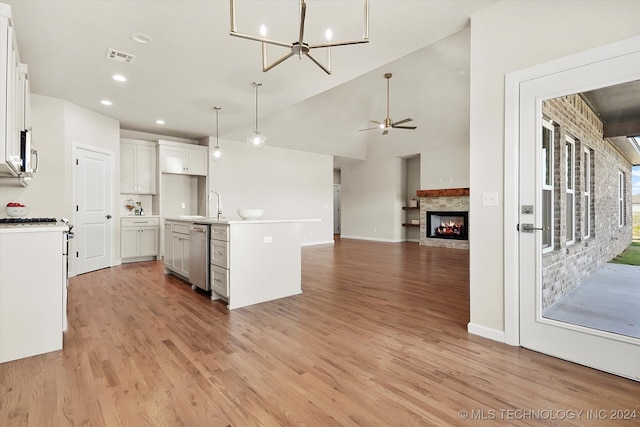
top-left (0, 226), bottom-right (65, 363)
top-left (210, 225), bottom-right (230, 298)
top-left (164, 221), bottom-right (190, 278)
top-left (121, 217), bottom-right (159, 262)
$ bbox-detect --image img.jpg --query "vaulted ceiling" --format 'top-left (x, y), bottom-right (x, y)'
top-left (5, 0), bottom-right (496, 155)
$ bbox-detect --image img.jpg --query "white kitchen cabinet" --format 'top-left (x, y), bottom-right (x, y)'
top-left (164, 221), bottom-right (190, 278)
top-left (163, 221), bottom-right (173, 266)
top-left (0, 225), bottom-right (66, 363)
top-left (121, 217), bottom-right (159, 262)
top-left (0, 5), bottom-right (29, 179)
top-left (210, 225), bottom-right (230, 298)
top-left (120, 139), bottom-right (156, 194)
top-left (158, 140), bottom-right (207, 176)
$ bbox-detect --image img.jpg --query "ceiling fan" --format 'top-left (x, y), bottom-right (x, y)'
top-left (359, 73), bottom-right (417, 135)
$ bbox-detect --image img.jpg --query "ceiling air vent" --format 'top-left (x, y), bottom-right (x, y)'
top-left (106, 48), bottom-right (136, 64)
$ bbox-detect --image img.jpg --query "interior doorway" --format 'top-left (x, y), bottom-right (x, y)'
top-left (73, 145), bottom-right (114, 275)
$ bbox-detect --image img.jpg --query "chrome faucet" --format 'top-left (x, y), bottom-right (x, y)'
top-left (208, 191), bottom-right (223, 220)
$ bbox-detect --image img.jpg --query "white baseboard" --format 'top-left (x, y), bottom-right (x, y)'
top-left (339, 235), bottom-right (404, 243)
top-left (467, 322), bottom-right (506, 343)
top-left (302, 240), bottom-right (335, 247)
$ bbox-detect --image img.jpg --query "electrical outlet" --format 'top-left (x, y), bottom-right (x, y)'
top-left (181, 202), bottom-right (186, 209)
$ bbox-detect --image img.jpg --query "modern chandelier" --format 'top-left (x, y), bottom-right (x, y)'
top-left (247, 82), bottom-right (266, 150)
top-left (210, 106), bottom-right (223, 160)
top-left (229, 0), bottom-right (370, 75)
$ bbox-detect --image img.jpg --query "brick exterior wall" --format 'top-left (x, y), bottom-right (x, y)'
top-left (541, 94), bottom-right (633, 310)
top-left (419, 195), bottom-right (470, 250)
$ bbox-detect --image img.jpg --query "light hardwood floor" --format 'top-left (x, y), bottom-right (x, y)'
top-left (1, 239), bottom-right (639, 426)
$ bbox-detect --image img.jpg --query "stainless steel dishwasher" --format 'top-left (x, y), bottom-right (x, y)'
top-left (189, 224), bottom-right (210, 291)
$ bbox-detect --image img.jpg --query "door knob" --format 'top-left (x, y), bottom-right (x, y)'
top-left (106, 215), bottom-right (112, 219)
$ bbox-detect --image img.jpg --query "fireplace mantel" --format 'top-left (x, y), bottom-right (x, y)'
top-left (416, 188), bottom-right (469, 198)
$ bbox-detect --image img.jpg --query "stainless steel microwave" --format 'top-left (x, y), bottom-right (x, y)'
top-left (20, 130), bottom-right (37, 175)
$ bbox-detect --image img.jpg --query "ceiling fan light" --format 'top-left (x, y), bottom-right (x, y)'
top-left (247, 131), bottom-right (266, 150)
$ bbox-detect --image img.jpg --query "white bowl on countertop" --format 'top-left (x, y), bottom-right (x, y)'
top-left (5, 206), bottom-right (29, 217)
top-left (237, 208), bottom-right (264, 220)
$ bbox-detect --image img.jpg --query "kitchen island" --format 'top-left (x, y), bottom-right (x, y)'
top-left (164, 217), bottom-right (319, 310)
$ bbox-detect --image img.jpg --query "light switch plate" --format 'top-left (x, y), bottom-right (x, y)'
top-left (482, 192), bottom-right (499, 207)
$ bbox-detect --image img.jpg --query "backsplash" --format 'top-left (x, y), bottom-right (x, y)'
top-left (120, 194), bottom-right (153, 216)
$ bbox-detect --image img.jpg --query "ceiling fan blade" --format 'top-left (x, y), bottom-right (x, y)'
top-left (358, 127), bottom-right (379, 131)
top-left (393, 118), bottom-right (413, 126)
top-left (392, 125), bottom-right (417, 130)
top-left (370, 120), bottom-right (382, 125)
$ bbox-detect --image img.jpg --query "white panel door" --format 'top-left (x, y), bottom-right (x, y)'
top-left (75, 147), bottom-right (113, 275)
top-left (518, 50), bottom-right (640, 381)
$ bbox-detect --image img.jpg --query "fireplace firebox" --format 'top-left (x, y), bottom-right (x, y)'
top-left (426, 211), bottom-right (468, 240)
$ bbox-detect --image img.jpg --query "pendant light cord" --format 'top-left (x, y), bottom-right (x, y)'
top-left (253, 82), bottom-right (262, 132)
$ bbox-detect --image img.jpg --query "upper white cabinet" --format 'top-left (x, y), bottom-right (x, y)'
top-left (0, 4), bottom-right (29, 179)
top-left (120, 139), bottom-right (157, 194)
top-left (159, 140), bottom-right (207, 176)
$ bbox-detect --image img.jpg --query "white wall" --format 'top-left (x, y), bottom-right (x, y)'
top-left (340, 156), bottom-right (405, 242)
top-left (207, 138), bottom-right (334, 246)
top-left (469, 1), bottom-right (640, 338)
top-left (0, 95), bottom-right (66, 218)
top-left (0, 95), bottom-right (120, 274)
top-left (337, 28), bottom-right (471, 242)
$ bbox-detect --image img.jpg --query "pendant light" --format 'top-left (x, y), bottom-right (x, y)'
top-left (247, 82), bottom-right (266, 150)
top-left (210, 106), bottom-right (223, 161)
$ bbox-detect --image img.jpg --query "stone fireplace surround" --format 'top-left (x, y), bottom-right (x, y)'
top-left (417, 188), bottom-right (470, 250)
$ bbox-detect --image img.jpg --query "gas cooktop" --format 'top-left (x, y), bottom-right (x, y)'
top-left (0, 217), bottom-right (58, 224)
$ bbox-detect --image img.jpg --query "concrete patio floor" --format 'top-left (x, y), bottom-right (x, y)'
top-left (543, 263), bottom-right (640, 339)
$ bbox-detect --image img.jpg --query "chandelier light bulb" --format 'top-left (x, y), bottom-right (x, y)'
top-left (260, 24), bottom-right (267, 37)
top-left (325, 28), bottom-right (332, 41)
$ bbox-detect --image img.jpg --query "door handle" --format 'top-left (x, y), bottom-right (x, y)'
top-left (518, 223), bottom-right (548, 233)
top-left (106, 215), bottom-right (112, 219)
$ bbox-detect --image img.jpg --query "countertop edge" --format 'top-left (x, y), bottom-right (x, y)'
top-left (164, 217), bottom-right (321, 225)
top-left (0, 223), bottom-right (69, 233)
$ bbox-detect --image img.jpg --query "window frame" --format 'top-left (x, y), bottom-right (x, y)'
top-left (583, 147), bottom-right (591, 239)
top-left (618, 171), bottom-right (625, 228)
top-left (565, 135), bottom-right (575, 245)
top-left (541, 119), bottom-right (554, 253)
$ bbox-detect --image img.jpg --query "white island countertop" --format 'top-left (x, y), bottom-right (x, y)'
top-left (0, 222), bottom-right (69, 234)
top-left (165, 216), bottom-right (320, 225)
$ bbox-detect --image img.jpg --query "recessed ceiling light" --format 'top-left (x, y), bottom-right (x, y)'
top-left (130, 33), bottom-right (152, 44)
top-left (156, 119), bottom-right (165, 125)
top-left (112, 74), bottom-right (127, 82)
top-left (100, 100), bottom-right (113, 106)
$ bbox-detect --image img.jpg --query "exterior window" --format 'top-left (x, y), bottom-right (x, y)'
top-left (618, 171), bottom-right (625, 227)
top-left (542, 120), bottom-right (554, 251)
top-left (583, 148), bottom-right (591, 239)
top-left (565, 136), bottom-right (575, 244)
